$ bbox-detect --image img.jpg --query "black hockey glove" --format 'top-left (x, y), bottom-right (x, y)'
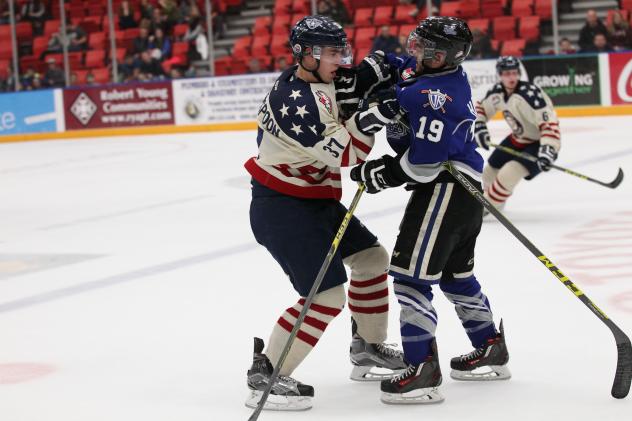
top-left (350, 155), bottom-right (406, 194)
top-left (355, 88), bottom-right (400, 135)
top-left (473, 121), bottom-right (490, 150)
top-left (355, 50), bottom-right (396, 98)
top-left (537, 144), bottom-right (558, 171)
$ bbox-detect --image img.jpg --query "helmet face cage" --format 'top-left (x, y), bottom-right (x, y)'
top-left (311, 44), bottom-right (353, 66)
top-left (406, 31), bottom-right (440, 63)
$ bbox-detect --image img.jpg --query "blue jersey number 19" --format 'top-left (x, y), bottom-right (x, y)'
top-left (415, 116), bottom-right (444, 143)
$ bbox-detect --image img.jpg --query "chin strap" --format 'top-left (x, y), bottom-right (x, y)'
top-left (298, 55), bottom-right (324, 83)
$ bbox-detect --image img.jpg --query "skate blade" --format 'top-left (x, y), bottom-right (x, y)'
top-left (245, 390), bottom-right (312, 411)
top-left (381, 387), bottom-right (444, 405)
top-left (450, 365), bottom-right (511, 381)
top-left (350, 365), bottom-right (406, 382)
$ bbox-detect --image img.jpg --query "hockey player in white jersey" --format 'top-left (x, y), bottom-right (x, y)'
top-left (474, 56), bottom-right (561, 210)
top-left (244, 15), bottom-right (406, 411)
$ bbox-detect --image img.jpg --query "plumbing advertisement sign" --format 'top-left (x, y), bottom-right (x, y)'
top-left (173, 73), bottom-right (279, 125)
top-left (608, 51), bottom-right (632, 105)
top-left (522, 55), bottom-right (600, 106)
top-left (63, 81), bottom-right (174, 130)
top-left (0, 89), bottom-right (61, 135)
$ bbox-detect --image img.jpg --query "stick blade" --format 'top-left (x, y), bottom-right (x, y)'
top-left (612, 341), bottom-right (632, 399)
top-left (607, 168), bottom-right (624, 189)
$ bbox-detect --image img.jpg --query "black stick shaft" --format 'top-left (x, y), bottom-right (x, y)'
top-left (444, 162), bottom-right (631, 399)
top-left (248, 184), bottom-right (366, 421)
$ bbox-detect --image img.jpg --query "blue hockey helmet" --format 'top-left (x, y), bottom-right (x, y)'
top-left (289, 15), bottom-right (352, 66)
top-left (407, 16), bottom-right (473, 68)
top-left (496, 56), bottom-right (521, 74)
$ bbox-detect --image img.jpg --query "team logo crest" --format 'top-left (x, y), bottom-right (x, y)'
top-left (401, 68), bottom-right (415, 80)
top-left (315, 90), bottom-right (333, 115)
top-left (443, 24), bottom-right (457, 36)
top-left (422, 88), bottom-right (453, 113)
top-left (305, 18), bottom-right (321, 29)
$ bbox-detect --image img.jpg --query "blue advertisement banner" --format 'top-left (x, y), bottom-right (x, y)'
top-left (0, 89), bottom-right (58, 135)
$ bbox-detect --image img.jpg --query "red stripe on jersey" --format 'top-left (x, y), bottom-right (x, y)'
top-left (285, 307), bottom-right (328, 331)
top-left (274, 164), bottom-right (340, 185)
top-left (348, 303), bottom-right (389, 314)
top-left (277, 317), bottom-right (318, 346)
top-left (341, 143), bottom-right (351, 167)
top-left (488, 189), bottom-right (508, 203)
top-left (509, 136), bottom-right (529, 149)
top-left (348, 287), bottom-right (389, 301)
top-left (351, 136), bottom-right (371, 155)
top-left (350, 273), bottom-right (388, 288)
top-left (491, 183), bottom-right (510, 198)
top-left (297, 298), bottom-right (342, 316)
top-left (245, 158), bottom-right (342, 200)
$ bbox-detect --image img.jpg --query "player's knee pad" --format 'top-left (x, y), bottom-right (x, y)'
top-left (343, 243), bottom-right (389, 280)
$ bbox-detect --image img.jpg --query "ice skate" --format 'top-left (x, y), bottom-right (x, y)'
top-left (349, 319), bottom-right (407, 381)
top-left (380, 341), bottom-right (444, 404)
top-left (245, 337), bottom-right (314, 411)
top-left (450, 320), bottom-right (511, 381)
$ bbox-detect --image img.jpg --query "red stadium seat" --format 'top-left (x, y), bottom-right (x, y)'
top-left (491, 38), bottom-right (501, 53)
top-left (251, 34), bottom-right (271, 57)
top-left (460, 1), bottom-right (480, 19)
top-left (354, 26), bottom-right (377, 49)
top-left (233, 36), bottom-right (252, 57)
top-left (354, 47), bottom-right (371, 65)
top-left (173, 23), bottom-right (189, 40)
top-left (373, 6), bottom-right (393, 26)
top-left (89, 32), bottom-right (107, 50)
top-left (512, 0), bottom-right (533, 16)
top-left (519, 16), bottom-right (540, 41)
top-left (534, 0), bottom-right (552, 20)
top-left (393, 5), bottom-right (418, 24)
top-left (172, 42), bottom-right (189, 57)
top-left (354, 7), bottom-right (374, 26)
top-left (399, 24), bottom-right (417, 37)
top-left (291, 0), bottom-right (309, 14)
top-left (214, 60), bottom-right (231, 76)
top-left (270, 35), bottom-right (290, 55)
top-left (44, 20), bottom-right (61, 37)
top-left (480, 0), bottom-right (504, 18)
top-left (623, 0), bottom-right (632, 10)
top-left (468, 18), bottom-right (490, 34)
top-left (33, 36), bottom-right (49, 57)
top-left (85, 50), bottom-right (106, 68)
top-left (607, 10), bottom-right (630, 26)
top-left (230, 59), bottom-right (248, 75)
top-left (91, 68), bottom-right (110, 84)
top-left (501, 38), bottom-right (526, 56)
top-left (493, 16), bottom-right (517, 41)
top-left (440, 1), bottom-right (461, 17)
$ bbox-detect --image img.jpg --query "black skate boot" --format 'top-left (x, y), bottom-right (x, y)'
top-left (245, 337), bottom-right (314, 411)
top-left (349, 318), bottom-right (407, 381)
top-left (380, 340), bottom-right (444, 404)
top-left (450, 319), bottom-right (511, 381)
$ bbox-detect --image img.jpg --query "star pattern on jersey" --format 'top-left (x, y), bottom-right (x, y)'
top-left (290, 122), bottom-right (303, 135)
top-left (279, 103), bottom-right (289, 118)
top-left (309, 125), bottom-right (317, 134)
top-left (295, 105), bottom-right (309, 118)
top-left (289, 89), bottom-right (302, 100)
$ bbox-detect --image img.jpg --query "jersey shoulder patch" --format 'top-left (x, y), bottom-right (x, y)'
top-left (268, 75), bottom-right (326, 147)
top-left (484, 83), bottom-right (503, 100)
top-left (515, 81), bottom-right (547, 110)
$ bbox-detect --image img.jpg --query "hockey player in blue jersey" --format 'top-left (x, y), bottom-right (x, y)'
top-left (351, 17), bottom-right (510, 404)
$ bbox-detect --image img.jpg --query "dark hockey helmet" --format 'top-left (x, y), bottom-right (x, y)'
top-left (496, 56), bottom-right (521, 74)
top-left (408, 16), bottom-right (473, 67)
top-left (289, 15), bottom-right (352, 65)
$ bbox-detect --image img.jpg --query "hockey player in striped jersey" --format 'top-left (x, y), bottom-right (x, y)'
top-left (244, 15), bottom-right (406, 411)
top-left (474, 56), bottom-right (561, 211)
top-left (351, 16), bottom-right (510, 405)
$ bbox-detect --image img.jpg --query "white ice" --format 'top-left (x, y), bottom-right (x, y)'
top-left (0, 115), bottom-right (631, 421)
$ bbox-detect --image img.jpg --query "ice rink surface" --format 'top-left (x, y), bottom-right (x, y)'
top-left (1, 115), bottom-right (631, 421)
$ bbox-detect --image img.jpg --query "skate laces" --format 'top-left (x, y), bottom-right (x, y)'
top-left (460, 346), bottom-right (485, 362)
top-left (391, 364), bottom-right (416, 382)
top-left (376, 342), bottom-right (402, 358)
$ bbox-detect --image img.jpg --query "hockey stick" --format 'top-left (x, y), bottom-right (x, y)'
top-left (248, 183), bottom-right (366, 421)
top-left (443, 161), bottom-right (632, 399)
top-left (490, 143), bottom-right (624, 189)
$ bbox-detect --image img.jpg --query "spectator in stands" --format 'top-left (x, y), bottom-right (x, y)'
top-left (0, 0), bottom-right (11, 25)
top-left (149, 27), bottom-right (173, 60)
top-left (30, 73), bottom-right (44, 90)
top-left (469, 28), bottom-right (495, 60)
top-left (273, 56), bottom-right (291, 72)
top-left (159, 0), bottom-right (181, 30)
top-left (211, 0), bottom-right (227, 39)
top-left (133, 27), bottom-right (152, 55)
top-left (140, 0), bottom-right (154, 20)
top-left (316, 0), bottom-right (350, 25)
top-left (184, 16), bottom-right (209, 61)
top-left (138, 50), bottom-right (165, 79)
top-left (178, 0), bottom-right (199, 23)
top-left (607, 10), bottom-right (632, 51)
top-left (44, 58), bottom-right (65, 87)
top-left (118, 54), bottom-right (138, 82)
top-left (371, 26), bottom-right (401, 54)
top-left (20, 68), bottom-right (36, 89)
top-left (247, 57), bottom-right (263, 74)
top-left (19, 0), bottom-right (46, 36)
top-left (67, 23), bottom-right (88, 52)
top-left (170, 67), bottom-right (184, 79)
top-left (119, 1), bottom-right (138, 30)
top-left (409, 0), bottom-right (440, 18)
top-left (151, 7), bottom-right (170, 33)
top-left (578, 9), bottom-right (608, 52)
top-left (396, 34), bottom-right (407, 54)
top-left (69, 72), bottom-right (78, 86)
top-left (86, 71), bottom-right (96, 86)
top-left (558, 37), bottom-right (577, 54)
top-left (587, 32), bottom-right (613, 52)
